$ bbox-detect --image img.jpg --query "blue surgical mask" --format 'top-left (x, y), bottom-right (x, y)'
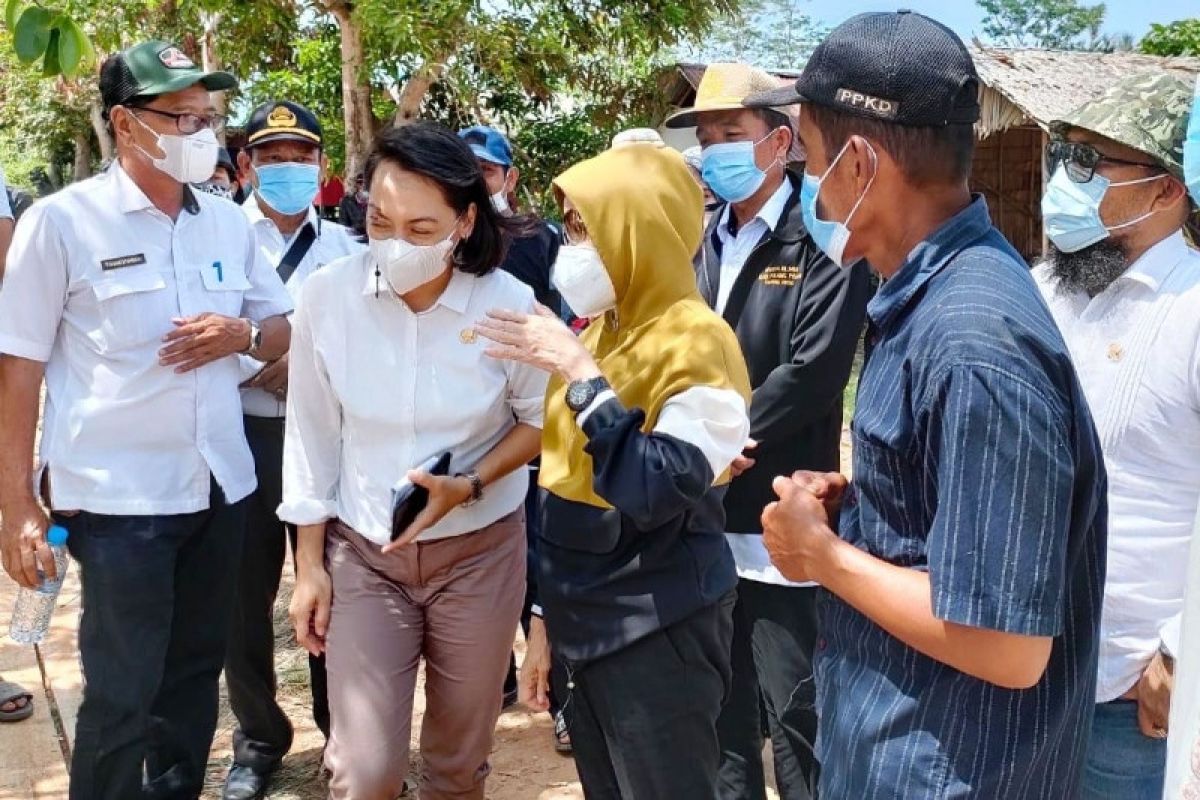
top-left (1185, 76), bottom-right (1199, 205)
top-left (254, 162), bottom-right (320, 216)
top-left (1041, 166), bottom-right (1166, 254)
top-left (800, 139), bottom-right (876, 268)
top-left (701, 130), bottom-right (780, 203)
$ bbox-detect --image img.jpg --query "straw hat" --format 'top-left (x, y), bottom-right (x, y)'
top-left (665, 63), bottom-right (784, 129)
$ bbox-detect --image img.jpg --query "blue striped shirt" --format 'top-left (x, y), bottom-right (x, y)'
top-left (817, 198), bottom-right (1108, 799)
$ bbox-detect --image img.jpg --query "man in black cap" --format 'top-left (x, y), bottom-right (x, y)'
top-left (750, 12), bottom-right (1107, 798)
top-left (0, 40), bottom-right (293, 799)
top-left (222, 100), bottom-right (362, 800)
top-left (194, 147), bottom-right (239, 200)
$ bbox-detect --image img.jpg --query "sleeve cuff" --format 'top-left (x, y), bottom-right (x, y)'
top-left (276, 497), bottom-right (337, 526)
top-left (576, 389), bottom-right (618, 428)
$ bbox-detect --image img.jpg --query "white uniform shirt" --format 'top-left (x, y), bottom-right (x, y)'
top-left (0, 163), bottom-right (293, 515)
top-left (240, 193), bottom-right (364, 418)
top-left (278, 253), bottom-right (549, 546)
top-left (1033, 232), bottom-right (1200, 701)
top-left (711, 179), bottom-right (811, 588)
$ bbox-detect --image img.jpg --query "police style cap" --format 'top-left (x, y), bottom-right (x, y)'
top-left (100, 40), bottom-right (237, 110)
top-left (245, 100), bottom-right (324, 148)
top-left (746, 10), bottom-right (980, 128)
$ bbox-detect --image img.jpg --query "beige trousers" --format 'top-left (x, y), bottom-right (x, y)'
top-left (322, 510), bottom-right (526, 800)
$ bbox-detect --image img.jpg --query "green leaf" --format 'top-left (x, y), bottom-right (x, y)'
top-left (13, 5), bottom-right (52, 64)
top-left (4, 0), bottom-right (22, 31)
top-left (41, 27), bottom-right (60, 76)
top-left (57, 18), bottom-right (85, 76)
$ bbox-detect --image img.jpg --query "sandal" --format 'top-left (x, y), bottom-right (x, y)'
top-left (553, 710), bottom-right (573, 755)
top-left (0, 680), bottom-right (34, 722)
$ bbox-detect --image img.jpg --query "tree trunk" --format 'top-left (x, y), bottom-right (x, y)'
top-left (322, 0), bottom-right (374, 181)
top-left (72, 132), bottom-right (93, 182)
top-left (200, 12), bottom-right (227, 141)
top-left (88, 100), bottom-right (115, 164)
top-left (392, 60), bottom-right (445, 127)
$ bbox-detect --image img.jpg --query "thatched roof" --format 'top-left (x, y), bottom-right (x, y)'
top-left (970, 46), bottom-right (1200, 137)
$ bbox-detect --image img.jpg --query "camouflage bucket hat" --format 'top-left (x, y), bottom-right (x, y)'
top-left (1051, 72), bottom-right (1194, 179)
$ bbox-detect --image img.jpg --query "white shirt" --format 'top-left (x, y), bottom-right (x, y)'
top-left (278, 253), bottom-right (549, 546)
top-left (1033, 232), bottom-right (1200, 701)
top-left (240, 193), bottom-right (364, 418)
top-left (711, 178), bottom-right (810, 588)
top-left (1166, 506), bottom-right (1200, 800)
top-left (0, 163), bottom-right (293, 514)
top-left (713, 178), bottom-right (791, 314)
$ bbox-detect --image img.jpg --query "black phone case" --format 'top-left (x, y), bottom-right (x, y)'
top-left (390, 452), bottom-right (452, 541)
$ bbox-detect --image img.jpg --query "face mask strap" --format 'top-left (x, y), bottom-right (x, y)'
top-left (842, 141), bottom-right (879, 228)
top-left (1100, 172), bottom-right (1168, 233)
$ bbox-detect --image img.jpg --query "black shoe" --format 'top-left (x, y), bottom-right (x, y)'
top-left (222, 763), bottom-right (276, 800)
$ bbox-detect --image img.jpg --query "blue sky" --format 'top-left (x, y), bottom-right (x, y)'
top-left (797, 0), bottom-right (1194, 41)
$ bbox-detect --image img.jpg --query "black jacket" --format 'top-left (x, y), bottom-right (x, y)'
top-left (696, 174), bottom-right (871, 532)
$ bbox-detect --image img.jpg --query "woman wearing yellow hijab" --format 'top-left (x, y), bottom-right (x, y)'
top-left (476, 142), bottom-right (752, 797)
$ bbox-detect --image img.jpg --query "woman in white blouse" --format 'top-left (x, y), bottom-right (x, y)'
top-left (280, 122), bottom-right (547, 800)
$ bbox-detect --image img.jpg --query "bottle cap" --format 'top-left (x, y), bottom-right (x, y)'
top-left (47, 525), bottom-right (69, 547)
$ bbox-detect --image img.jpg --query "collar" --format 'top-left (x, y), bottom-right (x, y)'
top-left (111, 161), bottom-right (200, 216)
top-left (242, 191), bottom-right (318, 237)
top-left (868, 195), bottom-right (995, 332)
top-left (717, 175), bottom-right (794, 241)
top-left (1119, 231), bottom-right (1188, 293)
top-left (360, 255), bottom-right (474, 314)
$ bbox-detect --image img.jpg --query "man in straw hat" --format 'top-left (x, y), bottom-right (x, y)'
top-left (1032, 71), bottom-right (1200, 800)
top-left (665, 61), bottom-right (871, 800)
top-left (753, 11), bottom-right (1107, 798)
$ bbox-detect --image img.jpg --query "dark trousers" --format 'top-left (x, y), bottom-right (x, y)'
top-left (567, 594), bottom-right (735, 799)
top-left (225, 415), bottom-right (329, 770)
top-left (62, 481), bottom-right (246, 800)
top-left (717, 580), bottom-right (820, 800)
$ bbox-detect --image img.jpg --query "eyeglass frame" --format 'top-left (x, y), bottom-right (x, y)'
top-left (126, 105), bottom-right (228, 135)
top-left (1044, 139), bottom-right (1165, 184)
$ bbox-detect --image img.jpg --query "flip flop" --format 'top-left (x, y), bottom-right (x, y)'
top-left (0, 680), bottom-right (34, 722)
top-left (553, 710), bottom-right (573, 755)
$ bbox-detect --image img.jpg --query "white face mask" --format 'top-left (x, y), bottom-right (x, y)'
top-left (552, 244), bottom-right (616, 319)
top-left (490, 192), bottom-right (510, 215)
top-left (370, 232), bottom-right (456, 295)
top-left (130, 113), bottom-right (220, 185)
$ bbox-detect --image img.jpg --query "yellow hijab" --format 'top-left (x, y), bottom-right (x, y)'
top-left (540, 144), bottom-right (752, 509)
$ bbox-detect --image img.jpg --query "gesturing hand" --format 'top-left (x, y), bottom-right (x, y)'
top-left (159, 313), bottom-right (251, 373)
top-left (475, 305), bottom-right (600, 382)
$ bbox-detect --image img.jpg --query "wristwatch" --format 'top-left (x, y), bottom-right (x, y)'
top-left (565, 377), bottom-right (610, 415)
top-left (457, 471), bottom-right (484, 507)
top-left (241, 319), bottom-right (262, 356)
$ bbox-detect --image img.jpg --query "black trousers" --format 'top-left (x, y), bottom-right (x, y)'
top-left (717, 579), bottom-right (820, 800)
top-left (567, 593), bottom-right (735, 799)
top-left (62, 481), bottom-right (246, 800)
top-left (224, 416), bottom-right (329, 771)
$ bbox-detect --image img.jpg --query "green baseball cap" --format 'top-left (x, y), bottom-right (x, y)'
top-left (99, 40), bottom-right (237, 110)
top-left (1051, 72), bottom-right (1193, 180)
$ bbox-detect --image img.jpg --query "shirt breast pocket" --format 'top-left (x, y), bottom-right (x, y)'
top-left (199, 262), bottom-right (252, 317)
top-left (90, 269), bottom-right (174, 351)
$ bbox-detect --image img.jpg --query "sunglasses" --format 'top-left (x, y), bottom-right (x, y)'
top-left (1045, 140), bottom-right (1164, 184)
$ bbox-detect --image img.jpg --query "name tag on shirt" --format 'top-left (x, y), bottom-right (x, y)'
top-left (100, 253), bottom-right (147, 271)
top-left (758, 265), bottom-right (803, 287)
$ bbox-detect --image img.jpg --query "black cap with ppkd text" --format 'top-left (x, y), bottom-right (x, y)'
top-left (745, 10), bottom-right (980, 127)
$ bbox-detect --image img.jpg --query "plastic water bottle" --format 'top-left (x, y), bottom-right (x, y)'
top-left (9, 525), bottom-right (70, 645)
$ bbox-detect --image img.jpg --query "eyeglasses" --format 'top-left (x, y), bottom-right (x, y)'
top-left (1045, 140), bottom-right (1163, 184)
top-left (563, 209), bottom-right (590, 245)
top-left (129, 107), bottom-right (228, 135)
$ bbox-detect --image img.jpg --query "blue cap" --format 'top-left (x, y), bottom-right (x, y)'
top-left (458, 125), bottom-right (513, 167)
top-left (47, 525), bottom-right (68, 546)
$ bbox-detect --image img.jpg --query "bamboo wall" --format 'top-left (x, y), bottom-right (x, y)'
top-left (970, 125), bottom-right (1046, 265)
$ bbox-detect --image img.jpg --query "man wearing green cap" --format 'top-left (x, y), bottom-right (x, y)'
top-left (0, 40), bottom-right (292, 799)
top-left (1034, 71), bottom-right (1200, 800)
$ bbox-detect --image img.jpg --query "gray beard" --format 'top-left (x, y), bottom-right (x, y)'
top-left (1047, 240), bottom-right (1129, 297)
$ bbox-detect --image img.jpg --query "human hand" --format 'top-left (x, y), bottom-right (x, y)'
top-left (1129, 651), bottom-right (1173, 739)
top-left (520, 616), bottom-right (553, 712)
top-left (762, 475), bottom-right (839, 583)
top-left (790, 470), bottom-right (849, 520)
top-left (289, 565), bottom-right (332, 657)
top-left (475, 304), bottom-right (600, 382)
top-left (241, 353), bottom-right (290, 399)
top-left (381, 471), bottom-right (474, 551)
top-left (0, 499), bottom-right (53, 589)
top-left (159, 313), bottom-right (252, 373)
top-left (731, 439), bottom-right (758, 478)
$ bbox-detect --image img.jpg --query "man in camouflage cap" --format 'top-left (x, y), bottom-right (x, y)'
top-left (1034, 71), bottom-right (1200, 800)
